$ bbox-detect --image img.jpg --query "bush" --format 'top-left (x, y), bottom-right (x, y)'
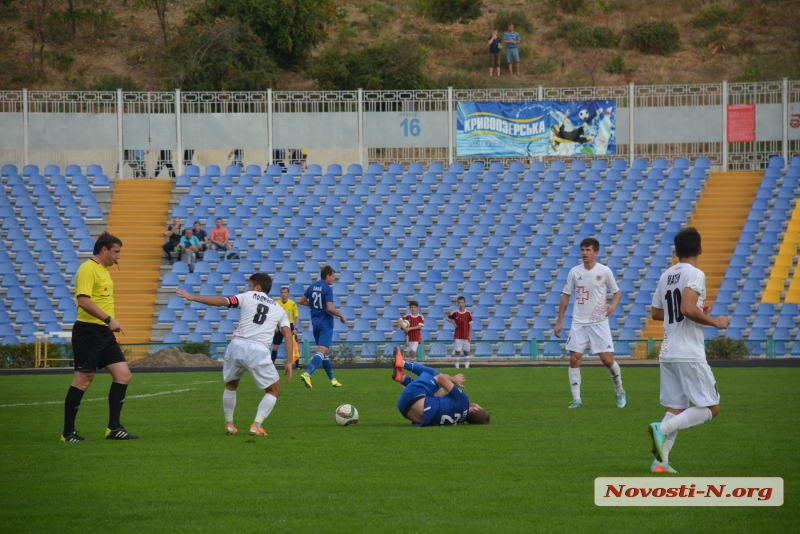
top-left (308, 39), bottom-right (428, 90)
top-left (44, 50), bottom-right (75, 73)
top-left (705, 337), bottom-right (749, 359)
top-left (624, 21), bottom-right (680, 55)
top-left (419, 32), bottom-right (454, 50)
top-left (530, 55), bottom-right (557, 75)
top-left (556, 20), bottom-right (619, 49)
top-left (179, 341), bottom-right (212, 358)
top-left (361, 3), bottom-right (394, 32)
top-left (0, 342), bottom-right (72, 369)
top-left (545, 0), bottom-right (586, 15)
top-left (429, 0), bottom-right (483, 24)
top-left (692, 5), bottom-right (744, 29)
top-left (604, 53), bottom-right (625, 74)
top-left (87, 74), bottom-right (141, 91)
top-left (493, 10), bottom-right (534, 34)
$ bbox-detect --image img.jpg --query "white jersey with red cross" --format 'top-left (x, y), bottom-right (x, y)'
top-left (226, 291), bottom-right (289, 348)
top-left (562, 263), bottom-right (619, 326)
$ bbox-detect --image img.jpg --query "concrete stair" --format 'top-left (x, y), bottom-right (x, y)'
top-left (106, 179), bottom-right (173, 343)
top-left (642, 171), bottom-right (763, 339)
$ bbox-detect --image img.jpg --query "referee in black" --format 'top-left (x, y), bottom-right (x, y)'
top-left (62, 232), bottom-right (139, 441)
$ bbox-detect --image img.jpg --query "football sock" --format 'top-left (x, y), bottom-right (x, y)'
top-left (660, 412), bottom-right (678, 464)
top-left (321, 358), bottom-right (335, 380)
top-left (306, 353), bottom-right (323, 375)
top-left (607, 362), bottom-right (623, 393)
top-left (454, 356), bottom-right (460, 369)
top-left (271, 350), bottom-right (278, 363)
top-left (63, 386), bottom-right (85, 437)
top-left (403, 361), bottom-right (439, 377)
top-left (465, 357), bottom-right (470, 369)
top-left (223, 389), bottom-right (237, 423)
top-left (107, 382), bottom-right (128, 430)
top-left (568, 368), bottom-right (581, 401)
top-left (254, 393), bottom-right (277, 425)
top-left (401, 375), bottom-right (413, 387)
top-left (661, 406), bottom-right (712, 435)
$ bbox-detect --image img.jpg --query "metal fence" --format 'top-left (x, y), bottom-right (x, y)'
top-left (2, 80), bottom-right (798, 177)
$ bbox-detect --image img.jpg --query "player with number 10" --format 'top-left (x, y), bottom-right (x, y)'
top-left (175, 273), bottom-right (293, 437)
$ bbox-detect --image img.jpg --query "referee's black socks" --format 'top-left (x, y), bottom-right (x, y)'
top-left (63, 386), bottom-right (85, 437)
top-left (108, 382), bottom-right (128, 430)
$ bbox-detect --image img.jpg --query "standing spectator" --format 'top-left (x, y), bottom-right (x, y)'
top-left (647, 228), bottom-right (728, 474)
top-left (209, 217), bottom-right (235, 259)
top-left (503, 24), bottom-right (521, 76)
top-left (163, 217), bottom-right (183, 262)
top-left (174, 273), bottom-right (293, 437)
top-left (554, 237), bottom-right (625, 409)
top-left (272, 148), bottom-right (287, 170)
top-left (272, 287), bottom-right (301, 369)
top-left (289, 148), bottom-right (308, 172)
top-left (446, 296), bottom-right (473, 369)
top-left (155, 150), bottom-right (176, 178)
top-left (190, 221), bottom-right (210, 253)
top-left (297, 265), bottom-right (347, 388)
top-left (487, 29), bottom-right (502, 77)
top-left (124, 149), bottom-right (146, 178)
top-left (61, 232), bottom-right (138, 442)
top-left (228, 149), bottom-right (244, 171)
top-left (183, 149), bottom-right (195, 166)
top-left (400, 300), bottom-right (425, 361)
top-left (179, 227), bottom-right (203, 273)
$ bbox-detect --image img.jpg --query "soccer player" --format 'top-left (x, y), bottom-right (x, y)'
top-left (392, 348), bottom-right (490, 426)
top-left (446, 296), bottom-right (472, 369)
top-left (175, 273), bottom-right (293, 436)
top-left (297, 265), bottom-right (347, 388)
top-left (272, 286), bottom-right (301, 369)
top-left (400, 300), bottom-right (425, 361)
top-left (554, 237), bottom-right (625, 409)
top-left (62, 232), bottom-right (138, 442)
top-left (647, 227), bottom-right (728, 474)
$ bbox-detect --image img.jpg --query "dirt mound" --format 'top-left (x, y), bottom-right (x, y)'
top-left (130, 347), bottom-right (222, 368)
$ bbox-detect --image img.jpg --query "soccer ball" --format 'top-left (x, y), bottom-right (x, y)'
top-left (335, 404), bottom-right (359, 426)
top-left (397, 318), bottom-right (410, 329)
top-left (578, 109), bottom-right (589, 121)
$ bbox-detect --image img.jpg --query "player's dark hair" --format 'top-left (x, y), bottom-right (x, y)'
top-left (579, 237), bottom-right (600, 252)
top-left (249, 273), bottom-right (273, 294)
top-left (674, 227), bottom-right (702, 258)
top-left (321, 265), bottom-right (335, 279)
top-left (93, 232), bottom-right (122, 255)
top-left (457, 296), bottom-right (466, 302)
top-left (467, 408), bottom-right (491, 425)
top-left (409, 300), bottom-right (419, 307)
top-left (281, 286), bottom-right (289, 292)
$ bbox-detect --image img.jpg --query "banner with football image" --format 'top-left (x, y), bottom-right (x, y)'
top-left (456, 100), bottom-right (616, 158)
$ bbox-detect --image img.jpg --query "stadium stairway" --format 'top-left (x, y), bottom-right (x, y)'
top-left (642, 171), bottom-right (762, 339)
top-left (106, 179), bottom-right (173, 343)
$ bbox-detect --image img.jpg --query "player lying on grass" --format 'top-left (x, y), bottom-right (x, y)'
top-left (391, 348), bottom-right (490, 426)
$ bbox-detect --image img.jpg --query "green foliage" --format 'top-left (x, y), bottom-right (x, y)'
top-left (0, 0), bottom-right (19, 22)
top-left (741, 61), bottom-right (761, 82)
top-left (692, 4), bottom-right (744, 28)
top-left (44, 50), bottom-right (74, 73)
top-left (163, 19), bottom-right (279, 91)
top-left (705, 337), bottom-right (750, 359)
top-left (493, 10), bottom-right (534, 34)
top-left (307, 38), bottom-right (428, 90)
top-left (624, 20), bottom-right (681, 55)
top-left (545, 0), bottom-right (586, 15)
top-left (0, 343), bottom-right (72, 369)
top-left (555, 20), bottom-right (619, 49)
top-left (329, 342), bottom-right (356, 364)
top-left (361, 3), bottom-right (394, 32)
top-left (419, 31), bottom-right (454, 50)
top-left (530, 55), bottom-right (558, 75)
top-left (179, 341), bottom-right (212, 358)
top-left (429, 70), bottom-right (486, 89)
top-left (604, 53), bottom-right (625, 74)
top-left (86, 74), bottom-right (141, 91)
top-left (185, 0), bottom-right (341, 69)
top-left (699, 28), bottom-right (730, 47)
top-left (427, 0), bottom-right (483, 24)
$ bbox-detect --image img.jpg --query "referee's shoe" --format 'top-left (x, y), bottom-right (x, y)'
top-left (105, 427), bottom-right (140, 440)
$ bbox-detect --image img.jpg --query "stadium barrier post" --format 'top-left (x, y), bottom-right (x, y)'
top-left (767, 338), bottom-right (775, 359)
top-left (417, 341), bottom-right (425, 362)
top-left (358, 88), bottom-right (364, 167)
top-left (302, 338), bottom-right (310, 365)
top-left (628, 82), bottom-right (634, 168)
top-left (447, 86), bottom-right (453, 165)
top-left (647, 337), bottom-right (655, 355)
top-left (782, 78), bottom-right (789, 165)
top-left (34, 334), bottom-right (41, 367)
top-left (529, 339), bottom-right (539, 361)
top-left (22, 88), bottom-right (29, 166)
top-left (722, 79), bottom-right (728, 171)
top-left (175, 88), bottom-right (183, 177)
top-left (267, 88), bottom-right (273, 165)
top-left (117, 88), bottom-right (124, 178)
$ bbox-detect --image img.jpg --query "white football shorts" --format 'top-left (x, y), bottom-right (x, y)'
top-left (565, 323), bottom-right (615, 355)
top-left (659, 361), bottom-right (720, 409)
top-left (223, 337), bottom-right (280, 390)
top-left (453, 339), bottom-right (471, 354)
top-left (408, 341), bottom-right (419, 352)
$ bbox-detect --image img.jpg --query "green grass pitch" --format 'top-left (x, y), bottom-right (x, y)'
top-left (0, 365), bottom-right (797, 533)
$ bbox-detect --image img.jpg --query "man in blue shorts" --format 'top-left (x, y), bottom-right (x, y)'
top-left (297, 265), bottom-right (347, 388)
top-left (503, 24), bottom-right (521, 76)
top-left (392, 348), bottom-right (490, 426)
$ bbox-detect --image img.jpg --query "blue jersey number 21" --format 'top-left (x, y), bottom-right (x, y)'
top-left (312, 291), bottom-right (322, 309)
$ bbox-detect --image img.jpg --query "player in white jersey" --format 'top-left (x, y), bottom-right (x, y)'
top-left (647, 227), bottom-right (728, 474)
top-left (175, 273), bottom-right (293, 437)
top-left (554, 238), bottom-right (625, 409)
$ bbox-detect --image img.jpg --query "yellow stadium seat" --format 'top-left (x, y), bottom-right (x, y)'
top-left (775, 256), bottom-right (793, 268)
top-left (766, 279), bottom-right (785, 292)
top-left (761, 289), bottom-right (780, 304)
top-left (778, 243), bottom-right (797, 256)
top-left (786, 289), bottom-right (800, 304)
top-left (788, 220), bottom-right (800, 232)
top-left (770, 266), bottom-right (789, 279)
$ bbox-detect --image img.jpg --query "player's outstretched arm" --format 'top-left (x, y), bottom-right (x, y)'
top-left (175, 288), bottom-right (229, 307)
top-left (680, 288), bottom-right (728, 329)
top-left (297, 295), bottom-right (309, 307)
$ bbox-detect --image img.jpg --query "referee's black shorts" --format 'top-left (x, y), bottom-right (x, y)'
top-left (273, 323), bottom-right (295, 346)
top-left (72, 321), bottom-right (126, 372)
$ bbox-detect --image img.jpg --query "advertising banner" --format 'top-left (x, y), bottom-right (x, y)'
top-left (457, 100), bottom-right (616, 158)
top-left (727, 104), bottom-right (755, 142)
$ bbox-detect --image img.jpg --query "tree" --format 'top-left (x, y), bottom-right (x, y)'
top-left (134, 0), bottom-right (171, 45)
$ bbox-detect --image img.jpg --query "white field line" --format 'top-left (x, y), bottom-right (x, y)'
top-left (0, 388), bottom-right (195, 408)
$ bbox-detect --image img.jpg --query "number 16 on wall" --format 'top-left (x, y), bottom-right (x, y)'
top-left (401, 118), bottom-right (421, 137)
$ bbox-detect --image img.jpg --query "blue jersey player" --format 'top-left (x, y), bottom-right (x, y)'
top-left (297, 265), bottom-right (347, 388)
top-left (391, 348), bottom-right (490, 426)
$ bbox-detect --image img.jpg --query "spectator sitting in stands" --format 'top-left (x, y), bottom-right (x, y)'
top-left (209, 217), bottom-right (237, 259)
top-left (188, 221), bottom-right (209, 253)
top-left (163, 217), bottom-right (183, 263)
top-left (179, 227), bottom-right (203, 272)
